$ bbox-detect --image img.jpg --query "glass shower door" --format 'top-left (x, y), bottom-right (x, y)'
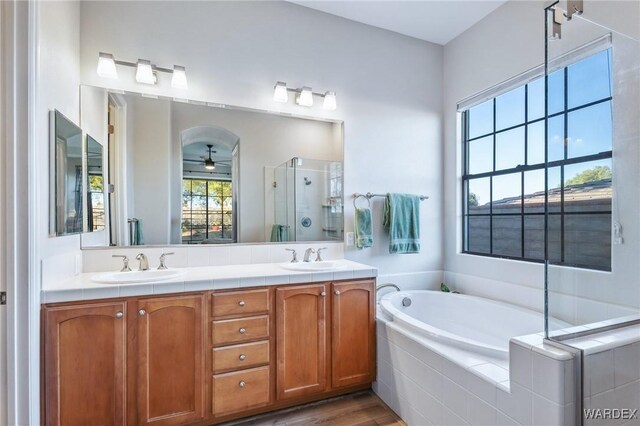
top-left (544, 2), bottom-right (640, 425)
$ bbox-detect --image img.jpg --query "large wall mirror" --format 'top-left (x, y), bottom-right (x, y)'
top-left (79, 85), bottom-right (344, 248)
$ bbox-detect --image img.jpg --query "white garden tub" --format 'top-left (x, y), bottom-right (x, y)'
top-left (379, 290), bottom-right (569, 359)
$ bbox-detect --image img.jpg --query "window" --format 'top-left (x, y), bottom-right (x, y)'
top-left (182, 178), bottom-right (233, 244)
top-left (87, 173), bottom-right (105, 231)
top-left (462, 49), bottom-right (613, 271)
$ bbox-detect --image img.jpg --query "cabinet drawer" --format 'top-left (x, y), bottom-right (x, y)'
top-left (213, 340), bottom-right (270, 373)
top-left (212, 315), bottom-right (269, 345)
top-left (212, 289), bottom-right (270, 318)
top-left (213, 366), bottom-right (270, 416)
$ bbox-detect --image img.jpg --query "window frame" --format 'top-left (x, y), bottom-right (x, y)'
top-left (461, 50), bottom-right (613, 272)
top-left (181, 177), bottom-right (233, 244)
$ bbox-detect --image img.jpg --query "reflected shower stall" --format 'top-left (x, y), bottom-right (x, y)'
top-left (543, 2), bottom-right (640, 424)
top-left (271, 157), bottom-right (343, 242)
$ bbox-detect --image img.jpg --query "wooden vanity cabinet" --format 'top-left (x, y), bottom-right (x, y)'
top-left (42, 278), bottom-right (376, 426)
top-left (331, 280), bottom-right (376, 388)
top-left (135, 294), bottom-right (206, 426)
top-left (275, 284), bottom-right (328, 400)
top-left (43, 301), bottom-right (127, 426)
top-left (274, 280), bottom-right (376, 402)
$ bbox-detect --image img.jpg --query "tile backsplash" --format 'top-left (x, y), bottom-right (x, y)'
top-left (41, 242), bottom-right (344, 288)
top-left (81, 242), bottom-right (344, 273)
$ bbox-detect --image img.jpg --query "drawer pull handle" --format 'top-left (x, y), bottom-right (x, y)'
top-left (238, 300), bottom-right (246, 307)
top-left (239, 354), bottom-right (246, 361)
top-left (115, 311), bottom-right (124, 319)
top-left (320, 291), bottom-right (326, 297)
top-left (335, 290), bottom-right (341, 296)
top-left (239, 380), bottom-right (246, 388)
top-left (138, 309), bottom-right (146, 316)
top-left (239, 327), bottom-right (246, 334)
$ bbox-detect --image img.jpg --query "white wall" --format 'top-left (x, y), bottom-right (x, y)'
top-left (129, 96), bottom-right (173, 245)
top-left (79, 1), bottom-right (445, 286)
top-left (442, 0), bottom-right (640, 325)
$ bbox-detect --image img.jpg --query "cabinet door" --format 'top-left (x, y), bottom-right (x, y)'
top-left (136, 294), bottom-right (205, 426)
top-left (44, 301), bottom-right (127, 426)
top-left (276, 284), bottom-right (327, 400)
top-left (331, 280), bottom-right (376, 388)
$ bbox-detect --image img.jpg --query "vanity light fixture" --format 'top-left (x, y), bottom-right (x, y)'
top-left (323, 91), bottom-right (337, 111)
top-left (273, 81), bottom-right (289, 103)
top-left (272, 81), bottom-right (337, 110)
top-left (296, 87), bottom-right (314, 107)
top-left (96, 53), bottom-right (188, 89)
top-left (135, 59), bottom-right (156, 85)
top-left (97, 52), bottom-right (118, 79)
top-left (171, 65), bottom-right (188, 89)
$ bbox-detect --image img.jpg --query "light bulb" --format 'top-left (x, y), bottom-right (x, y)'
top-left (273, 81), bottom-right (288, 103)
top-left (171, 65), bottom-right (188, 89)
top-left (97, 52), bottom-right (118, 79)
top-left (296, 87), bottom-right (313, 107)
top-left (135, 59), bottom-right (156, 85)
top-left (323, 91), bottom-right (337, 110)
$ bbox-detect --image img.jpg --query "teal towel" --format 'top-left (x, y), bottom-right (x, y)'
top-left (355, 207), bottom-right (373, 249)
top-left (383, 193), bottom-right (420, 254)
top-left (134, 219), bottom-right (144, 246)
top-left (270, 224), bottom-right (289, 242)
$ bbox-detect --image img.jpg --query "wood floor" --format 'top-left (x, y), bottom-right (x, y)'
top-left (224, 391), bottom-right (406, 426)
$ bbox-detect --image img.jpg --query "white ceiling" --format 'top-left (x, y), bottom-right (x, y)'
top-left (290, 1), bottom-right (508, 45)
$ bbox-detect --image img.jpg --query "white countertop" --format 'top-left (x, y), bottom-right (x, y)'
top-left (41, 260), bottom-right (377, 304)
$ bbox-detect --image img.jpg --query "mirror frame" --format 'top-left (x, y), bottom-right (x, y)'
top-left (79, 85), bottom-right (345, 249)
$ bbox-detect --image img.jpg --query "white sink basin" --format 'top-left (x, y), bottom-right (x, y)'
top-left (280, 260), bottom-right (347, 272)
top-left (91, 269), bottom-right (186, 284)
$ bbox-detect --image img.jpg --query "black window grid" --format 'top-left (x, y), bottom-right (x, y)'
top-left (462, 66), bottom-right (613, 272)
top-left (182, 178), bottom-right (233, 244)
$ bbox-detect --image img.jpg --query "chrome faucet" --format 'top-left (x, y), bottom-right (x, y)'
top-left (112, 255), bottom-right (132, 272)
top-left (303, 248), bottom-right (316, 262)
top-left (157, 252), bottom-right (174, 270)
top-left (285, 248), bottom-right (298, 263)
top-left (376, 283), bottom-right (401, 293)
top-left (136, 253), bottom-right (149, 271)
top-left (315, 247), bottom-right (328, 262)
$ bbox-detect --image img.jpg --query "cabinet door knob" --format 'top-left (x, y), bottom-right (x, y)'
top-left (238, 327), bottom-right (246, 334)
top-left (238, 300), bottom-right (246, 307)
top-left (138, 309), bottom-right (146, 316)
top-left (334, 290), bottom-right (341, 296)
top-left (320, 291), bottom-right (326, 297)
top-left (238, 380), bottom-right (246, 388)
top-left (115, 311), bottom-right (124, 319)
top-left (239, 354), bottom-right (246, 361)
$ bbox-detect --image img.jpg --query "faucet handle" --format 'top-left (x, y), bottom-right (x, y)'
top-left (112, 255), bottom-right (132, 272)
top-left (285, 248), bottom-right (298, 263)
top-left (158, 252), bottom-right (175, 270)
top-left (315, 247), bottom-right (328, 262)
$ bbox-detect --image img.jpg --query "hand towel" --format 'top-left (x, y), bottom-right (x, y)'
top-left (134, 219), bottom-right (144, 246)
top-left (270, 224), bottom-right (289, 242)
top-left (383, 193), bottom-right (420, 254)
top-left (355, 207), bottom-right (373, 249)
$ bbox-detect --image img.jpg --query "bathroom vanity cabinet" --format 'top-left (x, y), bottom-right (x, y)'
top-left (41, 278), bottom-right (376, 426)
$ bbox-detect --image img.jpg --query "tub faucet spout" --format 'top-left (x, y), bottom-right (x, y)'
top-left (376, 283), bottom-right (400, 293)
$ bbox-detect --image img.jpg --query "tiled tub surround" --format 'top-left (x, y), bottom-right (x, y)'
top-left (41, 258), bottom-right (376, 303)
top-left (562, 324), bottom-right (640, 426)
top-left (375, 318), bottom-right (578, 426)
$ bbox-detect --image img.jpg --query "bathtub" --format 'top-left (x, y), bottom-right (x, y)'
top-left (379, 290), bottom-right (569, 359)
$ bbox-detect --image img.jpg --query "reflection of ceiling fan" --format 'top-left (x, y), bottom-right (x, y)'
top-left (183, 144), bottom-right (231, 170)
